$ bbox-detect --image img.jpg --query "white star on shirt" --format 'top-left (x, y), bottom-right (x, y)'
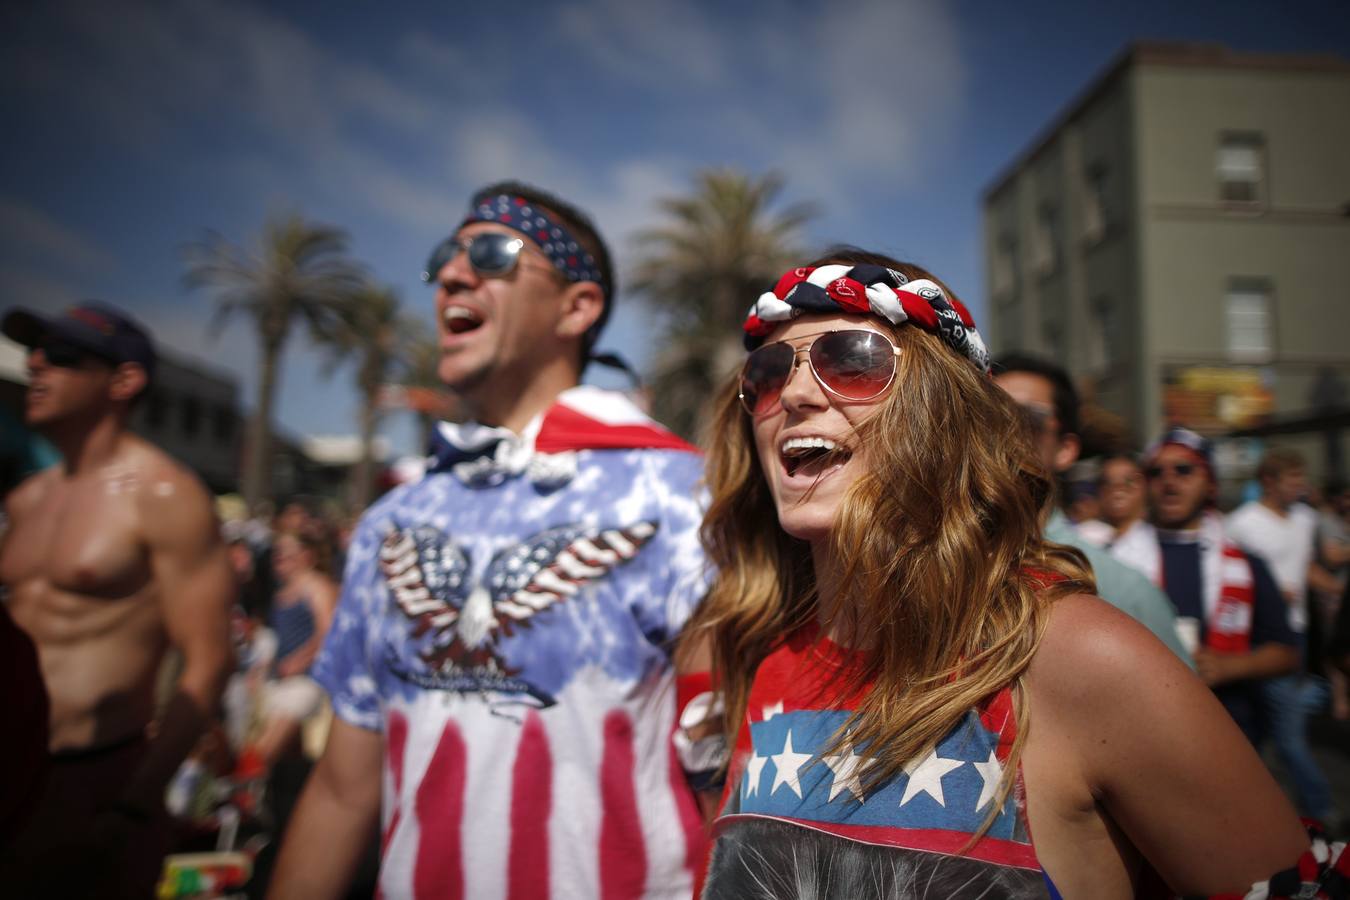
top-left (972, 750), bottom-right (1003, 812)
top-left (821, 742), bottom-right (868, 803)
top-left (744, 751), bottom-right (769, 798)
top-left (761, 700), bottom-right (785, 720)
top-left (899, 747), bottom-right (964, 808)
top-left (770, 731), bottom-right (813, 798)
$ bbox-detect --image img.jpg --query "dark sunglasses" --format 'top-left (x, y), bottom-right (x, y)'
top-left (37, 338), bottom-right (106, 369)
top-left (421, 231), bottom-right (550, 283)
top-left (738, 329), bottom-right (901, 417)
top-left (1145, 462), bottom-right (1198, 479)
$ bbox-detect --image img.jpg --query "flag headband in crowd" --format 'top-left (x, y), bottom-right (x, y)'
top-left (743, 264), bottom-right (991, 373)
top-left (453, 192), bottom-right (609, 298)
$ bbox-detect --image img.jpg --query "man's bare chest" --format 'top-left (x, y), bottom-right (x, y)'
top-left (2, 479), bottom-right (150, 599)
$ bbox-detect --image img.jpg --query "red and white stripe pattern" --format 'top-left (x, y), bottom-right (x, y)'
top-left (495, 523), bottom-right (657, 622)
top-left (376, 668), bottom-right (705, 900)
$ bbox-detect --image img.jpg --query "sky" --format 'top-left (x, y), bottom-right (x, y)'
top-left (2, 0), bottom-right (1348, 457)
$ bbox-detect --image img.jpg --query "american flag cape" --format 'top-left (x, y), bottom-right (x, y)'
top-left (312, 386), bottom-right (710, 900)
top-left (701, 628), bottom-right (1056, 899)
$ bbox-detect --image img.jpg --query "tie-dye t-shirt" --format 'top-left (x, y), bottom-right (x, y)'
top-left (313, 390), bottom-right (711, 900)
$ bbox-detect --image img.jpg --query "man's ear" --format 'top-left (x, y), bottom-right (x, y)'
top-left (555, 281), bottom-right (605, 341)
top-left (109, 362), bottom-right (148, 404)
top-left (1053, 431), bottom-right (1081, 474)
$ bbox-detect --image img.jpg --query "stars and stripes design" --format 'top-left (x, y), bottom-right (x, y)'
top-left (743, 263), bottom-right (991, 374)
top-left (713, 629), bottom-right (1042, 877)
top-left (378, 520), bottom-right (659, 693)
top-left (729, 705), bottom-right (1036, 869)
top-left (490, 522), bottom-right (658, 623)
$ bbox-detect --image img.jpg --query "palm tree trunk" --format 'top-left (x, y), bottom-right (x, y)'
top-left (244, 340), bottom-right (282, 515)
top-left (354, 385), bottom-right (379, 509)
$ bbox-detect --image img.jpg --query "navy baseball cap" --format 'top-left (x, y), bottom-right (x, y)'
top-left (2, 302), bottom-right (157, 380)
top-left (1145, 426), bottom-right (1215, 478)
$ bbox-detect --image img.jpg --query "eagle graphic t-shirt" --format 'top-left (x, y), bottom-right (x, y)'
top-left (313, 387), bottom-right (711, 900)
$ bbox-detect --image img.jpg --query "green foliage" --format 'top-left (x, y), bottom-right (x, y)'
top-left (632, 169), bottom-right (815, 441)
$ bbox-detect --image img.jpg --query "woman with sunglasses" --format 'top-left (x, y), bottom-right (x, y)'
top-left (681, 249), bottom-right (1331, 899)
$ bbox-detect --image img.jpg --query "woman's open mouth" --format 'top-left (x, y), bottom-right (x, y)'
top-left (780, 436), bottom-right (852, 479)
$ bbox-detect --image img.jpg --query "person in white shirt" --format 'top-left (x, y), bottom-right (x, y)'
top-left (1226, 448), bottom-right (1335, 826)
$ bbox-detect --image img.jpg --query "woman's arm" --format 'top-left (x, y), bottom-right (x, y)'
top-left (1029, 594), bottom-right (1307, 896)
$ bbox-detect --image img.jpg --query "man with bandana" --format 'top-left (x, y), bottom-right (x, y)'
top-left (270, 183), bottom-right (710, 900)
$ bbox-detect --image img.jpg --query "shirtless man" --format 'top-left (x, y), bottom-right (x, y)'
top-left (0, 303), bottom-right (234, 898)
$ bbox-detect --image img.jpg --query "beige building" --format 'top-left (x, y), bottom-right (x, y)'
top-left (983, 42), bottom-right (1350, 482)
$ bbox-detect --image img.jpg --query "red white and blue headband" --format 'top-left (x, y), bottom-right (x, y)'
top-left (743, 263), bottom-right (991, 374)
top-left (460, 192), bottom-right (608, 296)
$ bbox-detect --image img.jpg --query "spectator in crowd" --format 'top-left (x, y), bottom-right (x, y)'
top-left (270, 182), bottom-right (710, 899)
top-left (1313, 481), bottom-right (1350, 719)
top-left (686, 251), bottom-right (1313, 898)
top-left (0, 303), bottom-right (234, 897)
top-left (1112, 428), bottom-right (1299, 743)
top-left (1064, 476), bottom-right (1114, 546)
top-left (992, 353), bottom-right (1191, 664)
top-left (1099, 452), bottom-right (1150, 550)
top-left (245, 529), bottom-right (338, 770)
top-left (1226, 448), bottom-right (1336, 826)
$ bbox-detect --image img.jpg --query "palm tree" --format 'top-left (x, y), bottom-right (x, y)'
top-left (632, 169), bottom-right (816, 440)
top-left (184, 215), bottom-right (366, 513)
top-left (398, 326), bottom-right (461, 452)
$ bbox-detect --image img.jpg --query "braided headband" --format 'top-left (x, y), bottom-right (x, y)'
top-left (460, 193), bottom-right (608, 296)
top-left (743, 263), bottom-right (990, 374)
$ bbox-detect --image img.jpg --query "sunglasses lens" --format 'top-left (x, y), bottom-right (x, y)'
top-left (739, 342), bottom-right (795, 415)
top-left (423, 237), bottom-right (457, 282)
top-left (422, 233), bottom-right (525, 281)
top-left (40, 340), bottom-right (87, 368)
top-left (467, 234), bottom-right (523, 275)
top-left (810, 330), bottom-right (896, 401)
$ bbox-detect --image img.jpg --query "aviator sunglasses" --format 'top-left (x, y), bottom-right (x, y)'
top-left (421, 231), bottom-right (556, 284)
top-left (738, 329), bottom-right (902, 416)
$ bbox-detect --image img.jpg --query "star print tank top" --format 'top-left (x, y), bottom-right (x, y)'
top-left (699, 627), bottom-right (1059, 900)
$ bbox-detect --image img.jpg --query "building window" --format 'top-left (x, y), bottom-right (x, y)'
top-left (1032, 203), bottom-right (1060, 276)
top-left (1042, 320), bottom-right (1064, 361)
top-left (145, 390), bottom-right (169, 430)
top-left (1217, 132), bottom-right (1266, 206)
top-left (1225, 279), bottom-right (1273, 363)
top-left (1088, 295), bottom-right (1118, 372)
top-left (1083, 163), bottom-right (1108, 243)
top-left (992, 234), bottom-right (1018, 297)
top-left (214, 405), bottom-right (235, 443)
top-left (181, 396), bottom-right (201, 439)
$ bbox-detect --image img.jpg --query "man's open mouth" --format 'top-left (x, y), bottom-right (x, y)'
top-left (780, 436), bottom-right (852, 478)
top-left (444, 306), bottom-right (484, 335)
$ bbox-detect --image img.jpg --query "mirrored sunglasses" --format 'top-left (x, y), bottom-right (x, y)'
top-left (738, 329), bottom-right (901, 417)
top-left (422, 231), bottom-right (542, 283)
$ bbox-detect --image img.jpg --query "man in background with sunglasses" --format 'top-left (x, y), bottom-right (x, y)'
top-left (271, 183), bottom-right (710, 900)
top-left (0, 303), bottom-right (234, 897)
top-left (1110, 427), bottom-right (1298, 744)
top-left (992, 353), bottom-right (1193, 664)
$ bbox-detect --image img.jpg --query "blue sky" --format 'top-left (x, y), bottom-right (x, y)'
top-left (3, 0), bottom-right (1347, 456)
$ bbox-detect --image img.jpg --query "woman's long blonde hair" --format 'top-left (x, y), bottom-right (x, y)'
top-left (680, 252), bottom-right (1094, 829)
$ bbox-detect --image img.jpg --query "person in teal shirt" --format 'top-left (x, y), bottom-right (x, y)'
top-left (994, 353), bottom-right (1192, 667)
